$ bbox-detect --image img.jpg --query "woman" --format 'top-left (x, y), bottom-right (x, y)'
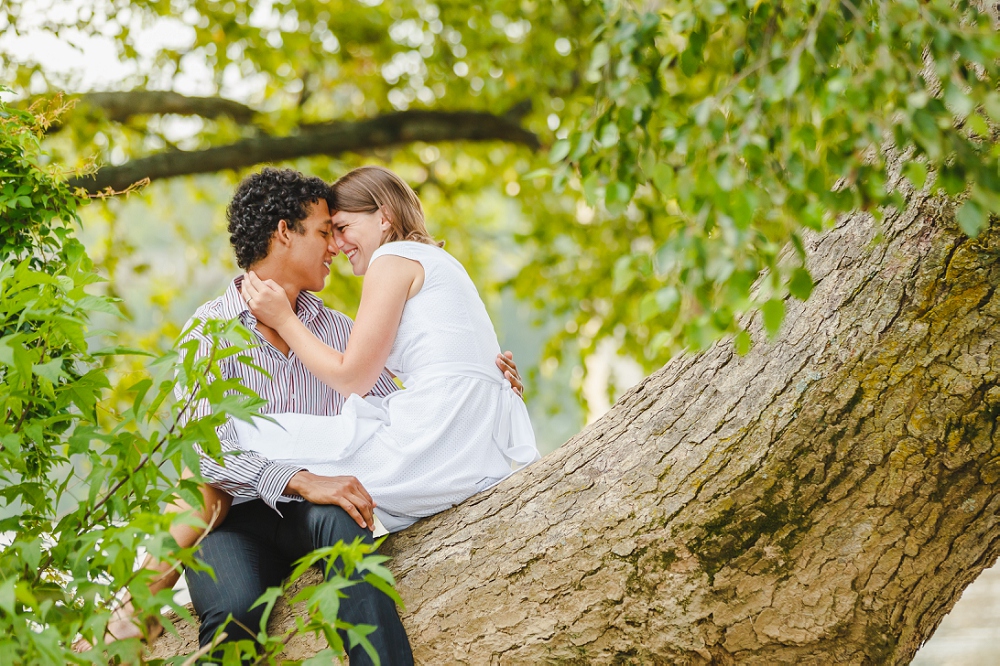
top-left (87, 165), bottom-right (538, 645)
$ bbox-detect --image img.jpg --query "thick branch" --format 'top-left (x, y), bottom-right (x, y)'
top-left (149, 177), bottom-right (1000, 663)
top-left (68, 110), bottom-right (540, 193)
top-left (76, 91), bottom-right (257, 124)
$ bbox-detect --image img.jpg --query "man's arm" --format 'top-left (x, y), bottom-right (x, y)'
top-left (496, 351), bottom-right (525, 398)
top-left (177, 314), bottom-right (376, 528)
top-left (175, 318), bottom-right (306, 511)
top-left (285, 471), bottom-right (376, 529)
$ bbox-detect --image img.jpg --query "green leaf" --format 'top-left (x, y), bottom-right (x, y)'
top-left (598, 122), bottom-right (620, 147)
top-left (734, 330), bottom-right (752, 356)
top-left (904, 161), bottom-right (927, 191)
top-left (762, 298), bottom-right (785, 338)
top-left (788, 268), bottom-right (814, 301)
top-left (75, 295), bottom-right (125, 318)
top-left (652, 163), bottom-right (674, 195)
top-left (783, 62), bottom-right (801, 97)
top-left (639, 286), bottom-right (680, 323)
top-left (590, 42), bottom-right (610, 72)
top-left (956, 199), bottom-right (987, 237)
top-left (0, 578), bottom-right (15, 615)
top-left (944, 83), bottom-right (975, 118)
top-left (582, 172), bottom-right (602, 206)
top-left (612, 255), bottom-right (638, 293)
top-left (32, 357), bottom-right (67, 383)
top-left (346, 624), bottom-right (380, 666)
top-left (983, 92), bottom-right (1000, 123)
top-left (966, 113), bottom-right (990, 139)
top-left (363, 572), bottom-right (404, 607)
top-left (548, 140), bottom-right (571, 164)
top-left (605, 180), bottom-right (632, 208)
top-left (249, 586), bottom-right (284, 633)
top-left (570, 130), bottom-right (595, 161)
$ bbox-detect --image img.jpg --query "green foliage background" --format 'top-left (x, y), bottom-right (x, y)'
top-left (6, 0), bottom-right (998, 430)
top-left (1, 0), bottom-right (999, 658)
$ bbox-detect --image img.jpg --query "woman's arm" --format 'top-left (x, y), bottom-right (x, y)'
top-left (243, 256), bottom-right (421, 396)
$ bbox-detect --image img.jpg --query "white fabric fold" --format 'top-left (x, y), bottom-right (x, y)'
top-left (397, 362), bottom-right (540, 469)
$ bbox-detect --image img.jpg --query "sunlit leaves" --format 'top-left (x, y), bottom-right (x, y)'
top-left (8, 0), bottom-right (1000, 415)
top-left (0, 99), bottom-right (396, 664)
top-left (535, 0), bottom-right (1000, 366)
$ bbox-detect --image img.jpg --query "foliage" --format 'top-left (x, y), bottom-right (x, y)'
top-left (0, 98), bottom-right (398, 664)
top-left (4, 0), bottom-right (999, 398)
top-left (538, 0), bottom-right (1000, 364)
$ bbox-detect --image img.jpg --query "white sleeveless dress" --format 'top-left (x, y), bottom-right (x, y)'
top-left (233, 241), bottom-right (539, 532)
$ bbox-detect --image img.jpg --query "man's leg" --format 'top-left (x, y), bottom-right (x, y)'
top-left (280, 502), bottom-right (414, 666)
top-left (186, 500), bottom-right (290, 649)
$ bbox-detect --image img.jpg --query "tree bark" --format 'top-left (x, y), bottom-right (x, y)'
top-left (150, 178), bottom-right (1000, 663)
top-left (67, 110), bottom-right (539, 194)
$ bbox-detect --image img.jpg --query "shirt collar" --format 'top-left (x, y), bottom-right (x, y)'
top-left (220, 275), bottom-right (324, 325)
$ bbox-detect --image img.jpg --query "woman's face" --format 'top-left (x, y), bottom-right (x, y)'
top-left (331, 208), bottom-right (388, 276)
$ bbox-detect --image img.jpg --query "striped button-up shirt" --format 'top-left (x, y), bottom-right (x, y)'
top-left (176, 276), bottom-right (398, 510)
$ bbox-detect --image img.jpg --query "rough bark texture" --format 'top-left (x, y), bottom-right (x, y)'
top-left (150, 180), bottom-right (1000, 663)
top-left (67, 110), bottom-right (539, 194)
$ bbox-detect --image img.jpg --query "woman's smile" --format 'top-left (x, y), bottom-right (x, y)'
top-left (331, 208), bottom-right (384, 275)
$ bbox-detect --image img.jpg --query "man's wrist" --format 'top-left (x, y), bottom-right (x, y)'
top-left (285, 470), bottom-right (314, 496)
top-left (257, 463), bottom-right (306, 509)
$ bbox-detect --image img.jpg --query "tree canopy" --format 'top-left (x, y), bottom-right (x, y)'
top-left (3, 0), bottom-right (1000, 662)
top-left (5, 0), bottom-right (999, 378)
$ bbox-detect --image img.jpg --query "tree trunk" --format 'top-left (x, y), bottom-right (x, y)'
top-left (150, 179), bottom-right (1000, 663)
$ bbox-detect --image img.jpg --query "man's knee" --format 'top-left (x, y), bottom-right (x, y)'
top-left (193, 579), bottom-right (269, 646)
top-left (301, 503), bottom-right (373, 549)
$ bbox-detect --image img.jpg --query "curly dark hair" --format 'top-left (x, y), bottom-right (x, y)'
top-left (226, 167), bottom-right (333, 269)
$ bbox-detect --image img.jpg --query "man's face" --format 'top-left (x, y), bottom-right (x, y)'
top-left (282, 199), bottom-right (337, 293)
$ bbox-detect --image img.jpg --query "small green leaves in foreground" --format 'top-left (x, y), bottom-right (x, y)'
top-left (191, 538), bottom-right (396, 666)
top-left (529, 0), bottom-right (1000, 366)
top-left (0, 96), bottom-right (399, 664)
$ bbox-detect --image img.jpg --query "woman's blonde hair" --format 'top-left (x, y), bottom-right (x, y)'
top-left (330, 166), bottom-right (443, 247)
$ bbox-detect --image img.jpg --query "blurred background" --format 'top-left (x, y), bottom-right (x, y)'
top-left (1, 0), bottom-right (996, 661)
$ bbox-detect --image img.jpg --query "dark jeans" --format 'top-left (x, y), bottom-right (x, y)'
top-left (186, 499), bottom-right (413, 665)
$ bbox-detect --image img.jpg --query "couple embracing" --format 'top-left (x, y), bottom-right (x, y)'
top-left (121, 166), bottom-right (539, 663)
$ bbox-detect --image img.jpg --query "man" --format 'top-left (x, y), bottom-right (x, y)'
top-left (179, 168), bottom-right (523, 663)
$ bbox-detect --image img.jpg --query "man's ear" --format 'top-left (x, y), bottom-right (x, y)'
top-left (274, 219), bottom-right (293, 247)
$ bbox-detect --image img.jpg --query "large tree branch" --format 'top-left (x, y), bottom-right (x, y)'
top-left (75, 91), bottom-right (258, 124)
top-left (150, 177), bottom-right (1000, 662)
top-left (68, 110), bottom-right (540, 193)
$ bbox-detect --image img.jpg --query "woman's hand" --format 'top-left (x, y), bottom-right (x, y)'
top-left (242, 271), bottom-right (295, 330)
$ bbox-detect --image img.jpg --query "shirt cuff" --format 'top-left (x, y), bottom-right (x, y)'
top-left (256, 462), bottom-right (306, 512)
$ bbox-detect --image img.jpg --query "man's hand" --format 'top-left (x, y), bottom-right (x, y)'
top-left (286, 471), bottom-right (376, 531)
top-left (496, 351), bottom-right (525, 399)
